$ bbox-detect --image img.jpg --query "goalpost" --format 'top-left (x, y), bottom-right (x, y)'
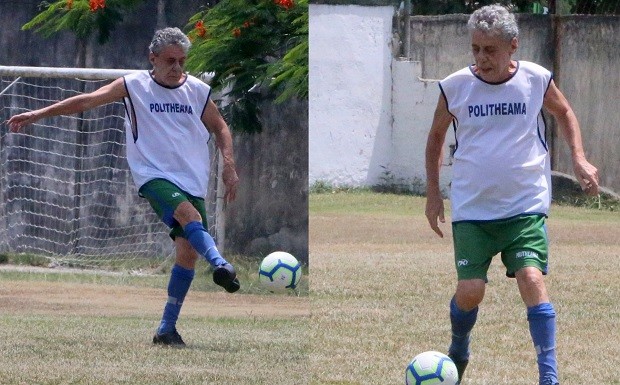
top-left (0, 66), bottom-right (225, 270)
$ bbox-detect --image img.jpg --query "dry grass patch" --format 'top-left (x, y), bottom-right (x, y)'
top-left (1, 280), bottom-right (309, 319)
top-left (0, 269), bottom-right (309, 385)
top-left (309, 191), bottom-right (619, 385)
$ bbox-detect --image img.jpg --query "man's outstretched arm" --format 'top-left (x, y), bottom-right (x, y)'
top-left (6, 77), bottom-right (128, 133)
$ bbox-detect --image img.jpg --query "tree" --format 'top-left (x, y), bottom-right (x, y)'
top-left (23, 0), bottom-right (143, 44)
top-left (186, 0), bottom-right (308, 132)
top-left (22, 0), bottom-right (309, 133)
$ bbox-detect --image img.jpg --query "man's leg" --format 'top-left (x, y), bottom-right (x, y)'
top-left (138, 179), bottom-right (233, 273)
top-left (449, 279), bottom-right (485, 383)
top-left (174, 201), bottom-right (240, 293)
top-left (183, 220), bottom-right (226, 267)
top-left (153, 239), bottom-right (197, 347)
top-left (450, 220), bottom-right (497, 384)
top-left (516, 267), bottom-right (559, 385)
top-left (175, 201), bottom-right (226, 267)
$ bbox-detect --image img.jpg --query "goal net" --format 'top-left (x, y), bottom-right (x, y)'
top-left (0, 66), bottom-right (223, 270)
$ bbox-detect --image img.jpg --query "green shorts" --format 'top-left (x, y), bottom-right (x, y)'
top-left (138, 178), bottom-right (208, 240)
top-left (452, 214), bottom-right (549, 281)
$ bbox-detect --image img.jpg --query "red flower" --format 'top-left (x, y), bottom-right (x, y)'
top-left (232, 27), bottom-right (241, 38)
top-left (66, 0), bottom-right (73, 10)
top-left (243, 20), bottom-right (252, 28)
top-left (89, 0), bottom-right (105, 12)
top-left (275, 0), bottom-right (294, 10)
top-left (195, 20), bottom-right (206, 38)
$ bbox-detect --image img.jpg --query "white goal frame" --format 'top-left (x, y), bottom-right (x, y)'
top-left (0, 65), bottom-right (225, 268)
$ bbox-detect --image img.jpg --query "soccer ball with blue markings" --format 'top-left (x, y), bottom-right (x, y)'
top-left (405, 351), bottom-right (459, 385)
top-left (258, 251), bottom-right (302, 291)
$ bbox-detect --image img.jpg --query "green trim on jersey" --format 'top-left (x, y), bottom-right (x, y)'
top-left (138, 178), bottom-right (208, 240)
top-left (452, 214), bottom-right (549, 281)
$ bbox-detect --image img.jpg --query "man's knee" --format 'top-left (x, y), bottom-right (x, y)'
top-left (516, 267), bottom-right (549, 306)
top-left (455, 279), bottom-right (486, 311)
top-left (174, 201), bottom-right (202, 226)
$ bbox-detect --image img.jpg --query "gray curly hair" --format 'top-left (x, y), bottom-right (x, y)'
top-left (149, 27), bottom-right (191, 54)
top-left (467, 4), bottom-right (519, 41)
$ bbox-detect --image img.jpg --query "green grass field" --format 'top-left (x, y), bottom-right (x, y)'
top-left (1, 191), bottom-right (619, 384)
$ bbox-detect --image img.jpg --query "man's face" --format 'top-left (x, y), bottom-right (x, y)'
top-left (471, 29), bottom-right (518, 83)
top-left (149, 44), bottom-right (187, 87)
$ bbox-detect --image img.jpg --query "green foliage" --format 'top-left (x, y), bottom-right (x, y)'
top-left (185, 0), bottom-right (308, 133)
top-left (4, 253), bottom-right (49, 266)
top-left (553, 191), bottom-right (619, 211)
top-left (267, 7), bottom-right (309, 103)
top-left (309, 181), bottom-right (374, 195)
top-left (23, 0), bottom-right (309, 134)
top-left (23, 0), bottom-right (143, 44)
top-left (309, 180), bottom-right (336, 194)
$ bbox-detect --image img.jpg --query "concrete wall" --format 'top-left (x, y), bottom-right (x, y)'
top-left (0, 1), bottom-right (206, 69)
top-left (390, 59), bottom-right (451, 195)
top-left (553, 16), bottom-right (620, 191)
top-left (308, 5), bottom-right (452, 191)
top-left (309, 4), bottom-right (395, 187)
top-left (228, 98), bottom-right (308, 260)
top-left (0, 1), bottom-right (308, 263)
top-left (407, 14), bottom-right (554, 79)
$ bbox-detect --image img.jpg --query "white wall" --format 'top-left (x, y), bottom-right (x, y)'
top-left (309, 5), bottom-right (454, 192)
top-left (391, 59), bottom-right (453, 194)
top-left (309, 4), bottom-right (395, 187)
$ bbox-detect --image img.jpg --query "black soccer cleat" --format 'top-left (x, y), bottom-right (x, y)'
top-left (152, 329), bottom-right (186, 347)
top-left (448, 354), bottom-right (469, 384)
top-left (213, 263), bottom-right (240, 293)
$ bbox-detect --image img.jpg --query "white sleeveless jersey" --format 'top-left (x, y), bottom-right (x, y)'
top-left (122, 71), bottom-right (212, 197)
top-left (439, 61), bottom-right (553, 222)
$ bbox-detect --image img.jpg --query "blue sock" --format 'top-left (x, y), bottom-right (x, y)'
top-left (448, 296), bottom-right (478, 361)
top-left (527, 302), bottom-right (558, 385)
top-left (183, 221), bottom-right (227, 267)
top-left (158, 264), bottom-right (195, 334)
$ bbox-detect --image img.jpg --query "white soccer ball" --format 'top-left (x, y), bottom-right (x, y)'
top-left (405, 351), bottom-right (459, 385)
top-left (258, 251), bottom-right (302, 291)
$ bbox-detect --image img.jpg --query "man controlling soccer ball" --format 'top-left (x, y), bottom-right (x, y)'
top-left (6, 27), bottom-right (240, 347)
top-left (424, 5), bottom-right (599, 385)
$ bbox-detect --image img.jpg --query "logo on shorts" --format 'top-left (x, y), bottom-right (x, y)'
top-left (516, 251), bottom-right (538, 259)
top-left (457, 259), bottom-right (469, 267)
top-left (171, 192), bottom-right (181, 198)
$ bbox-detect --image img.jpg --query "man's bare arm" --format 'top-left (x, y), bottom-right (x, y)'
top-left (543, 80), bottom-right (599, 195)
top-left (202, 99), bottom-right (239, 203)
top-left (7, 77), bottom-right (128, 132)
top-left (425, 94), bottom-right (453, 238)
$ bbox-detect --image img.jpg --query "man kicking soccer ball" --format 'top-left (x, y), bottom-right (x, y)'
top-left (7, 27), bottom-right (240, 347)
top-left (424, 5), bottom-right (599, 385)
